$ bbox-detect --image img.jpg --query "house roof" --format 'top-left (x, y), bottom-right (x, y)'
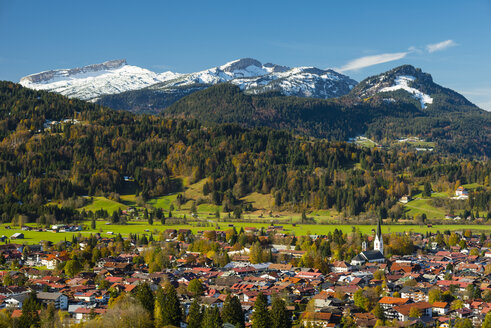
top-left (379, 296), bottom-right (410, 305)
top-left (393, 302), bottom-right (432, 316)
top-left (37, 292), bottom-right (63, 300)
top-left (432, 302), bottom-right (448, 308)
top-left (361, 250), bottom-right (384, 261)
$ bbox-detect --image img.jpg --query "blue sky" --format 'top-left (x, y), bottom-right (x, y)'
top-left (1, 0), bottom-right (490, 110)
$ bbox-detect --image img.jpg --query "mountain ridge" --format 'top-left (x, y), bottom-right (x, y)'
top-left (19, 58), bottom-right (357, 108)
top-left (163, 65), bottom-right (490, 157)
top-left (349, 64), bottom-right (477, 111)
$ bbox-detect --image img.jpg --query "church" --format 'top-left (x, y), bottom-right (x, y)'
top-left (351, 218), bottom-right (385, 266)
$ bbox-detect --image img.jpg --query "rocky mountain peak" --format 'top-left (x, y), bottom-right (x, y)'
top-left (220, 58), bottom-right (263, 72)
top-left (20, 59), bottom-right (128, 84)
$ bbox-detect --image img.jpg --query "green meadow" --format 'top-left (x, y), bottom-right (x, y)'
top-left (28, 177), bottom-right (488, 246)
top-left (4, 220), bottom-right (491, 245)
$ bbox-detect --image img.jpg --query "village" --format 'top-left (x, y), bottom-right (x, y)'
top-left (0, 218), bottom-right (490, 328)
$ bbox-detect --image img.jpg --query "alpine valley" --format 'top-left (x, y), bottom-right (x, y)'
top-left (19, 59), bottom-right (491, 157)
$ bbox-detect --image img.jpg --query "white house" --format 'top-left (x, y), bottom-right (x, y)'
top-left (5, 293), bottom-right (29, 309)
top-left (332, 261), bottom-right (352, 273)
top-left (432, 302), bottom-right (449, 315)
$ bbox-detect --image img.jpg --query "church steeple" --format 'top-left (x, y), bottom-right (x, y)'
top-left (374, 217), bottom-right (384, 254)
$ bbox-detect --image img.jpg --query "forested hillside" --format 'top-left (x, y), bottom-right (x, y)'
top-left (166, 83), bottom-right (491, 157)
top-left (0, 81), bottom-right (489, 225)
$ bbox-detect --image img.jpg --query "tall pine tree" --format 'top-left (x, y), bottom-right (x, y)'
top-left (162, 282), bottom-right (182, 326)
top-left (271, 296), bottom-right (291, 328)
top-left (202, 306), bottom-right (222, 328)
top-left (135, 282), bottom-right (154, 318)
top-left (187, 298), bottom-right (203, 328)
top-left (221, 295), bottom-right (245, 328)
top-left (252, 293), bottom-right (270, 328)
top-left (17, 291), bottom-right (40, 328)
top-left (154, 286), bottom-right (165, 327)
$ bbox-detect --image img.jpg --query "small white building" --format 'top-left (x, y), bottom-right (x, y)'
top-left (11, 233), bottom-right (24, 240)
top-left (432, 302), bottom-right (449, 315)
top-left (5, 293), bottom-right (29, 309)
top-left (332, 261), bottom-right (352, 273)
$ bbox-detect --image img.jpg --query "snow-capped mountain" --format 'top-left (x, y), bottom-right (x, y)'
top-left (20, 58), bottom-right (357, 110)
top-left (232, 66), bottom-right (356, 98)
top-left (349, 65), bottom-right (476, 111)
top-left (20, 59), bottom-right (181, 101)
top-left (150, 58), bottom-right (357, 99)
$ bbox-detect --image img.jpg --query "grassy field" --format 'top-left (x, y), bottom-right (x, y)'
top-left (355, 137), bottom-right (377, 148)
top-left (80, 197), bottom-right (127, 214)
top-left (241, 192), bottom-right (274, 211)
top-left (462, 183), bottom-right (484, 191)
top-left (4, 220), bottom-right (491, 245)
top-left (42, 174), bottom-right (488, 248)
top-left (404, 197), bottom-right (447, 221)
top-left (183, 179), bottom-right (208, 200)
top-left (148, 194), bottom-right (178, 211)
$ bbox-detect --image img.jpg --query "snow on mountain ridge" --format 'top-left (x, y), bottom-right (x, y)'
top-left (380, 76), bottom-right (433, 109)
top-left (20, 58), bottom-right (357, 102)
top-left (20, 60), bottom-right (181, 101)
top-left (20, 59), bottom-right (128, 84)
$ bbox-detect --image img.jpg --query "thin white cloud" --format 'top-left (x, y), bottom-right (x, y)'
top-left (337, 51), bottom-right (409, 72)
top-left (426, 40), bottom-right (457, 53)
top-left (408, 46), bottom-right (423, 54)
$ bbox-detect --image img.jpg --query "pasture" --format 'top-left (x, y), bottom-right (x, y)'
top-left (3, 220), bottom-right (491, 245)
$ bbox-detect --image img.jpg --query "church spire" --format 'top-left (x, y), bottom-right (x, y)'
top-left (374, 217), bottom-right (384, 254)
top-left (377, 217), bottom-right (382, 239)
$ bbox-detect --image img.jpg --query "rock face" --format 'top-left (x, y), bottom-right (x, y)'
top-left (20, 58), bottom-right (357, 109)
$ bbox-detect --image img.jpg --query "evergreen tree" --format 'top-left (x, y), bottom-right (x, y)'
top-left (135, 282), bottom-right (154, 318)
top-left (154, 286), bottom-right (165, 327)
top-left (270, 296), bottom-right (291, 328)
top-left (17, 291), bottom-right (40, 328)
top-left (187, 298), bottom-right (203, 328)
top-left (423, 181), bottom-right (432, 197)
top-left (111, 210), bottom-right (120, 224)
top-left (202, 306), bottom-right (222, 328)
top-left (40, 302), bottom-right (56, 328)
top-left (252, 293), bottom-right (270, 328)
top-left (371, 303), bottom-right (385, 320)
top-left (157, 208), bottom-right (165, 225)
top-left (162, 283), bottom-right (182, 326)
top-left (91, 217), bottom-right (96, 230)
top-left (221, 295), bottom-right (245, 328)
